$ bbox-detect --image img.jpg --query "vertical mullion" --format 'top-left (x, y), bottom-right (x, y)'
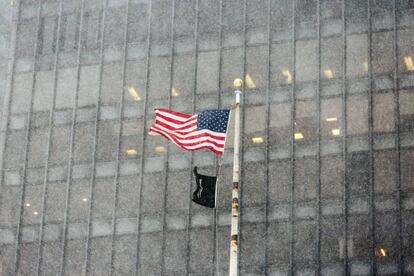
top-left (160, 0), bottom-right (176, 274)
top-left (213, 0), bottom-right (224, 275)
top-left (341, 0), bottom-right (349, 275)
top-left (185, 0), bottom-right (199, 274)
top-left (36, 0), bottom-right (64, 274)
top-left (109, 0), bottom-right (130, 274)
top-left (135, 0), bottom-right (152, 274)
top-left (12, 0), bottom-right (43, 273)
top-left (392, 0), bottom-right (403, 275)
top-left (367, 1), bottom-right (376, 275)
top-left (289, 0), bottom-right (297, 275)
top-left (82, 0), bottom-right (108, 274)
top-left (264, 0), bottom-right (272, 274)
top-left (316, 0), bottom-right (322, 275)
top-left (59, 0), bottom-right (86, 274)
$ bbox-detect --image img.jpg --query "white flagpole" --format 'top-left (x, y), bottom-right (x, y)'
top-left (229, 78), bottom-right (242, 276)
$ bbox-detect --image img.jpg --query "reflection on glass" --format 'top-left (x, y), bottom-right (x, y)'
top-left (404, 55), bottom-right (414, 71)
top-left (282, 69), bottom-right (292, 84)
top-left (127, 86), bottom-right (141, 101)
top-left (126, 149), bottom-right (138, 156)
top-left (171, 87), bottom-right (180, 97)
top-left (323, 69), bottom-right (334, 79)
top-left (294, 132), bottom-right (304, 140)
top-left (375, 247), bottom-right (389, 257)
top-left (331, 128), bottom-right (341, 136)
top-left (245, 73), bottom-right (256, 89)
top-left (326, 117), bottom-right (337, 122)
top-left (251, 136), bottom-right (264, 144)
top-left (155, 146), bottom-right (166, 154)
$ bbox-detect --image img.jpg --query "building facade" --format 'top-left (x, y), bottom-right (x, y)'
top-left (0, 0), bottom-right (414, 275)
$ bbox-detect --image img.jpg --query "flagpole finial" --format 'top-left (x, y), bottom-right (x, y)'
top-left (233, 78), bottom-right (243, 90)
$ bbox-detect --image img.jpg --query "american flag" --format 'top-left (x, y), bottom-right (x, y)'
top-left (149, 108), bottom-right (230, 155)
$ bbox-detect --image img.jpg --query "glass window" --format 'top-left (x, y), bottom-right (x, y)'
top-left (321, 97), bottom-right (343, 139)
top-left (81, 10), bottom-right (101, 50)
top-left (347, 34), bottom-right (369, 78)
top-left (138, 232), bottom-right (162, 275)
top-left (164, 231), bottom-right (187, 274)
top-left (104, 7), bottom-right (126, 48)
top-left (18, 244), bottom-right (39, 275)
top-left (101, 63), bottom-right (123, 104)
top-left (321, 156), bottom-right (343, 199)
top-left (39, 16), bottom-right (57, 56)
top-left (141, 173), bottom-right (166, 214)
top-left (198, 0), bottom-right (220, 50)
top-left (45, 183), bottom-right (66, 223)
top-left (269, 160), bottom-right (291, 204)
top-left (245, 105), bottom-right (266, 145)
top-left (64, 240), bottom-right (86, 275)
top-left (60, 12), bottom-right (80, 52)
top-left (166, 171), bottom-right (190, 211)
top-left (11, 73), bottom-right (33, 114)
top-left (374, 150), bottom-right (397, 194)
top-left (90, 237), bottom-right (111, 274)
top-left (73, 123), bottom-right (95, 163)
top-left (373, 92), bottom-right (394, 133)
top-left (189, 228), bottom-right (213, 273)
top-left (50, 126), bottom-right (71, 165)
top-left (4, 130), bottom-right (26, 169)
top-left (16, 18), bottom-right (37, 58)
top-left (79, 65), bottom-right (99, 107)
top-left (320, 218), bottom-right (342, 263)
top-left (68, 181), bottom-right (90, 221)
top-left (240, 224), bottom-right (266, 268)
top-left (246, 0), bottom-right (267, 45)
top-left (150, 0), bottom-right (172, 50)
top-left (56, 67), bottom-right (77, 109)
top-left (96, 121), bottom-right (120, 162)
top-left (28, 128), bottom-right (48, 168)
top-left (346, 152), bottom-right (369, 195)
top-left (269, 103), bottom-right (291, 145)
top-left (222, 0), bottom-right (244, 47)
top-left (197, 51), bottom-right (219, 94)
top-left (321, 37), bottom-right (342, 81)
top-left (294, 158), bottom-right (317, 201)
top-left (0, 186), bottom-right (20, 227)
top-left (243, 162), bottom-right (266, 206)
top-left (174, 0), bottom-right (195, 42)
top-left (22, 185), bottom-right (42, 225)
top-left (370, 0), bottom-right (393, 30)
top-left (372, 31), bottom-right (394, 75)
top-left (295, 39), bottom-right (317, 83)
top-left (92, 178), bottom-right (115, 219)
top-left (294, 220), bottom-right (316, 262)
top-left (401, 148), bottom-right (414, 193)
top-left (113, 236), bottom-right (137, 275)
top-left (117, 176), bottom-right (139, 218)
top-left (295, 100), bottom-right (317, 142)
top-left (267, 222), bottom-right (290, 265)
top-left (34, 70), bottom-right (54, 111)
top-left (221, 48), bottom-right (243, 92)
top-left (347, 95), bottom-right (368, 135)
top-left (397, 28), bottom-right (414, 73)
top-left (399, 90), bottom-right (414, 132)
top-left (349, 215), bottom-right (371, 260)
top-left (40, 241), bottom-right (61, 275)
top-left (172, 53), bottom-right (194, 98)
top-left (270, 0), bottom-right (292, 41)
top-left (148, 56), bottom-right (170, 99)
top-left (127, 2), bottom-right (149, 44)
top-left (246, 45), bottom-right (267, 92)
top-left (125, 60), bottom-right (146, 103)
top-left (271, 42), bottom-right (292, 87)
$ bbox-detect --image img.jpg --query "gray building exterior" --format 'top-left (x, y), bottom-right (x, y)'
top-left (0, 0), bottom-right (414, 275)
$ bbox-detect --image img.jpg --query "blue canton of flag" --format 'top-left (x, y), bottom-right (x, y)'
top-left (197, 110), bottom-right (230, 133)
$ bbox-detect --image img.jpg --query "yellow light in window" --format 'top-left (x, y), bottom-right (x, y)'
top-left (376, 247), bottom-right (388, 257)
top-left (252, 137), bottom-right (264, 144)
top-left (25, 203), bottom-right (31, 207)
top-left (33, 211), bottom-right (39, 216)
top-left (82, 198), bottom-right (88, 202)
top-left (245, 74), bottom-right (256, 89)
top-left (126, 149), bottom-right (138, 156)
top-left (294, 132), bottom-right (304, 140)
top-left (404, 56), bottom-right (414, 71)
top-left (324, 69), bottom-right (334, 79)
top-left (282, 69), bottom-right (292, 84)
top-left (171, 87), bottom-right (180, 97)
top-left (363, 61), bottom-right (369, 72)
top-left (326, 117), bottom-right (338, 122)
top-left (127, 86), bottom-right (141, 101)
top-left (331, 128), bottom-right (341, 136)
top-left (155, 146), bottom-right (166, 153)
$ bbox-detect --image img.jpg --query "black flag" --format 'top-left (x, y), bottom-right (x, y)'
top-left (192, 167), bottom-right (217, 208)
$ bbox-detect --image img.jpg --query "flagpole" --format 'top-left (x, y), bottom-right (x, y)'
top-left (229, 78), bottom-right (242, 276)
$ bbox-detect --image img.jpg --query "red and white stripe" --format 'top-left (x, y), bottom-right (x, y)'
top-left (149, 109), bottom-right (227, 155)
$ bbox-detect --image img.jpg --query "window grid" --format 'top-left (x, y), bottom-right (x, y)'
top-left (0, 0), bottom-right (412, 275)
